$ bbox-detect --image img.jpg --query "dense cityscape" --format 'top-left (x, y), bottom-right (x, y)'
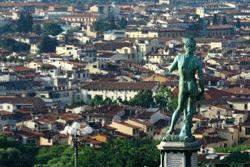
top-left (0, 0), bottom-right (250, 166)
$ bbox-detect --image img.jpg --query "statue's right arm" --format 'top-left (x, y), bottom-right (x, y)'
top-left (198, 60), bottom-right (204, 94)
top-left (168, 55), bottom-right (179, 72)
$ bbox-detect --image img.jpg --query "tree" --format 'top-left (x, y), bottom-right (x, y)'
top-left (154, 86), bottom-right (178, 112)
top-left (109, 16), bottom-right (117, 30)
top-left (168, 96), bottom-right (178, 113)
top-left (66, 26), bottom-right (81, 35)
top-left (93, 16), bottom-right (128, 32)
top-left (212, 14), bottom-right (218, 25)
top-left (129, 90), bottom-right (155, 108)
top-left (42, 23), bottom-right (63, 36)
top-left (215, 145), bottom-right (250, 153)
top-left (17, 12), bottom-right (33, 32)
top-left (90, 95), bottom-right (104, 106)
top-left (154, 86), bottom-right (171, 111)
top-left (35, 145), bottom-right (67, 164)
top-left (38, 36), bottom-right (57, 53)
top-left (34, 138), bottom-right (160, 167)
top-left (118, 17), bottom-right (127, 29)
top-left (193, 14), bottom-right (200, 21)
top-left (90, 95), bottom-right (116, 106)
top-left (189, 20), bottom-right (202, 33)
top-left (222, 152), bottom-right (250, 165)
top-left (0, 135), bottom-right (37, 167)
top-left (207, 19), bottom-right (211, 26)
top-left (236, 18), bottom-right (241, 29)
top-left (93, 20), bottom-right (111, 32)
top-left (0, 38), bottom-right (30, 52)
top-left (0, 22), bottom-right (17, 34)
top-left (104, 97), bottom-right (114, 105)
top-left (222, 17), bottom-right (227, 25)
top-left (33, 24), bottom-right (42, 35)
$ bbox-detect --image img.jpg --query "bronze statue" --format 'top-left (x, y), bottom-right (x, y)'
top-left (166, 38), bottom-right (204, 142)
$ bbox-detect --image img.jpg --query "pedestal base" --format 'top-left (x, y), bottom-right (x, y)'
top-left (157, 141), bottom-right (200, 167)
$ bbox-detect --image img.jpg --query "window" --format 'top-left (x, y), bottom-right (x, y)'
top-left (240, 117), bottom-right (243, 123)
top-left (245, 104), bottom-right (248, 110)
top-left (246, 128), bottom-right (250, 135)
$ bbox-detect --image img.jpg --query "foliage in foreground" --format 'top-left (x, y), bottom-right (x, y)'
top-left (34, 138), bottom-right (160, 167)
top-left (215, 145), bottom-right (250, 153)
top-left (0, 134), bottom-right (160, 167)
top-left (1, 134), bottom-right (250, 167)
top-left (0, 135), bottom-right (37, 167)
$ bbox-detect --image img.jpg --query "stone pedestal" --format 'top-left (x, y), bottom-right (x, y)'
top-left (157, 141), bottom-right (200, 167)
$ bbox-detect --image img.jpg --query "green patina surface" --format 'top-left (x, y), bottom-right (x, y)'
top-left (165, 38), bottom-right (204, 142)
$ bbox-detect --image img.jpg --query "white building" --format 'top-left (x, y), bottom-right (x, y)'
top-left (36, 88), bottom-right (81, 108)
top-left (56, 44), bottom-right (79, 59)
top-left (104, 30), bottom-right (126, 41)
top-left (159, 0), bottom-right (170, 4)
top-left (0, 73), bottom-right (17, 82)
top-left (89, 4), bottom-right (120, 19)
top-left (81, 81), bottom-right (159, 102)
top-left (196, 7), bottom-right (206, 18)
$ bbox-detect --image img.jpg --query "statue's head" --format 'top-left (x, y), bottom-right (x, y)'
top-left (183, 37), bottom-right (196, 54)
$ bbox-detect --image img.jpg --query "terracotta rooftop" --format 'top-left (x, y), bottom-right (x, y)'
top-left (128, 118), bottom-right (152, 126)
top-left (136, 111), bottom-right (155, 119)
top-left (223, 87), bottom-right (250, 95)
top-left (84, 105), bottom-right (124, 118)
top-left (94, 41), bottom-right (133, 51)
top-left (59, 113), bottom-right (82, 122)
top-left (201, 136), bottom-right (227, 145)
top-left (12, 66), bottom-right (34, 72)
top-left (0, 110), bottom-right (14, 116)
top-left (207, 25), bottom-right (234, 30)
top-left (113, 121), bottom-right (141, 129)
top-left (0, 96), bottom-right (46, 112)
top-left (81, 81), bottom-right (158, 91)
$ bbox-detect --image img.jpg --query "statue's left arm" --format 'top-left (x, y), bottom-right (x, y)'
top-left (168, 55), bottom-right (179, 72)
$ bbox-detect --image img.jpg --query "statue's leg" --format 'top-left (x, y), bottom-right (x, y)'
top-left (167, 92), bottom-right (187, 134)
top-left (179, 95), bottom-right (196, 140)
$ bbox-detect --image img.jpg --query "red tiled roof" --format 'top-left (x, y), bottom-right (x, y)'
top-left (136, 111), bottom-right (155, 119)
top-left (86, 105), bottom-right (124, 117)
top-left (0, 96), bottom-right (47, 114)
top-left (201, 136), bottom-right (227, 145)
top-left (223, 87), bottom-right (250, 95)
top-left (13, 66), bottom-right (34, 72)
top-left (81, 81), bottom-right (158, 91)
top-left (94, 41), bottom-right (133, 51)
top-left (205, 88), bottom-right (232, 101)
top-left (0, 110), bottom-right (14, 116)
top-left (172, 88), bottom-right (231, 103)
top-left (113, 121), bottom-right (141, 129)
top-left (129, 118), bottom-right (152, 126)
top-left (59, 113), bottom-right (82, 121)
top-left (207, 25), bottom-right (234, 30)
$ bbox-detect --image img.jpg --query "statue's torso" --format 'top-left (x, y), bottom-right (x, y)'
top-left (177, 55), bottom-right (200, 96)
